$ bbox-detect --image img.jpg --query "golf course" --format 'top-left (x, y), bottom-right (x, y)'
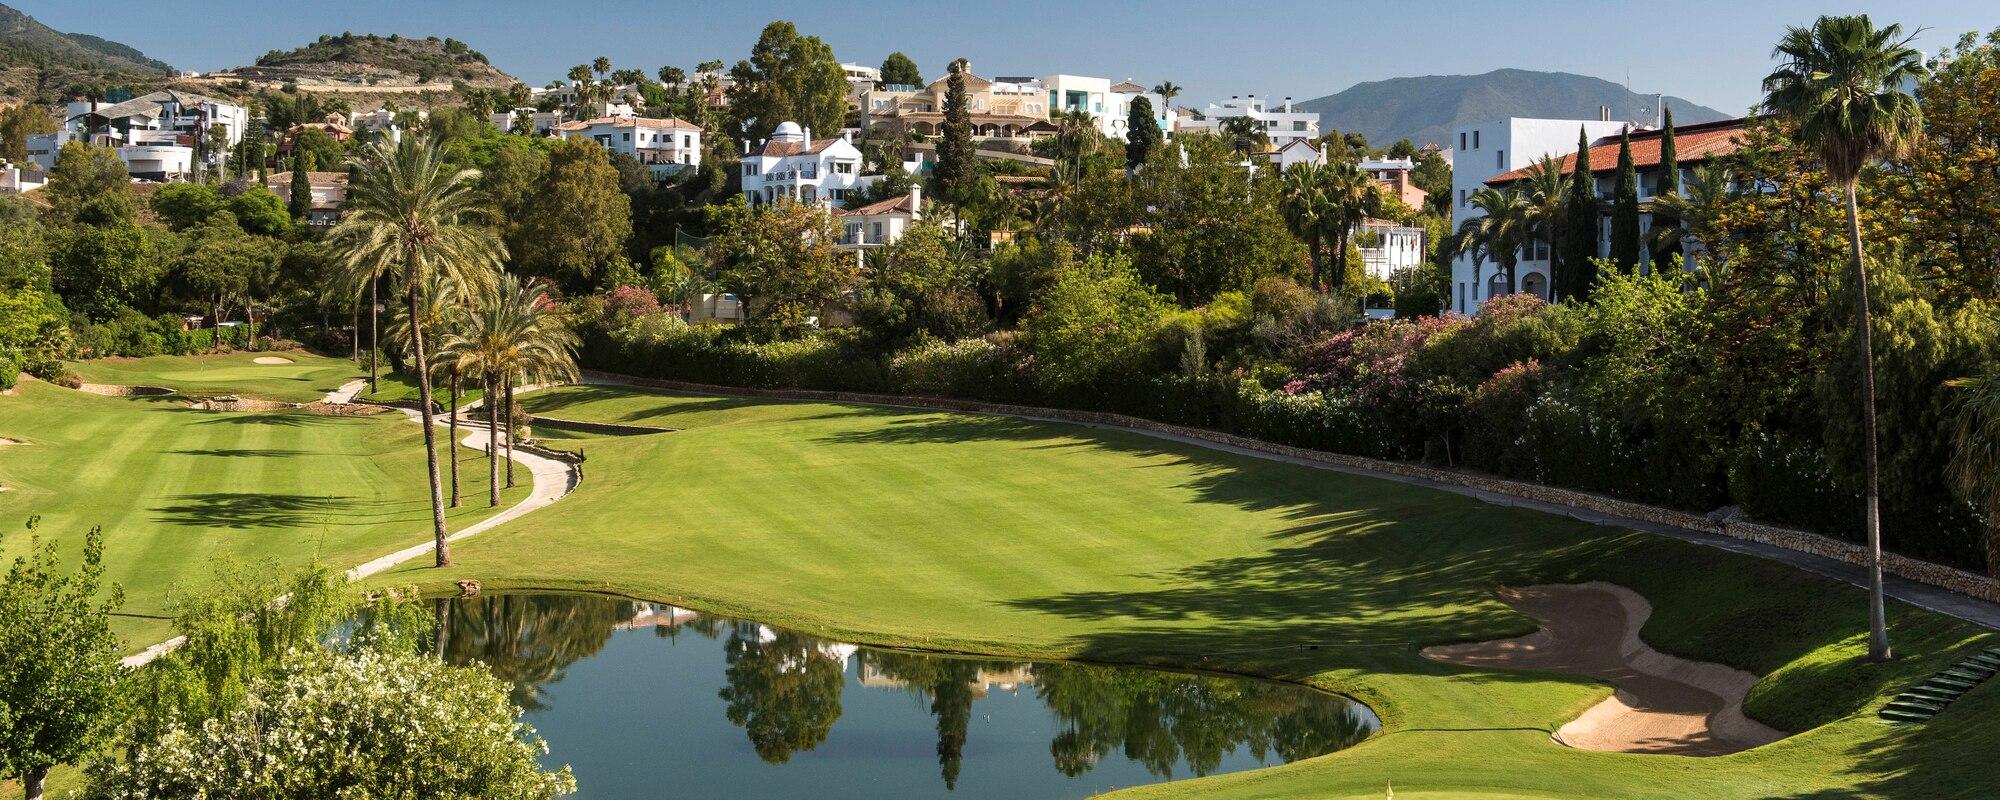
top-left (4, 354), bottom-right (1998, 797)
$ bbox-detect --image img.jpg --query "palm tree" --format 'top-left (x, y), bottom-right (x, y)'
top-left (1319, 161), bottom-right (1385, 292)
top-left (1220, 115), bottom-right (1266, 154)
top-left (1946, 364), bottom-right (2000, 579)
top-left (1645, 163), bottom-right (1734, 274)
top-left (387, 271), bottom-right (477, 508)
top-left (1278, 162), bottom-right (1330, 288)
top-left (1452, 186), bottom-right (1533, 297)
top-left (441, 274), bottom-right (579, 504)
top-left (1762, 13), bottom-right (1924, 663)
top-left (1520, 156), bottom-right (1573, 300)
top-left (1151, 81), bottom-right (1181, 109)
top-left (327, 137), bottom-right (503, 566)
top-left (1053, 109), bottom-right (1097, 187)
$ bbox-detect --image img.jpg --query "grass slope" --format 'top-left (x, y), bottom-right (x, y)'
top-left (0, 379), bottom-right (529, 647)
top-left (66, 351), bottom-right (367, 403)
top-left (361, 385), bottom-right (2000, 798)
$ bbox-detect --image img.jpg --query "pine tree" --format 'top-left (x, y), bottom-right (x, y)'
top-left (1610, 130), bottom-right (1641, 273)
top-left (1124, 96), bottom-right (1160, 171)
top-left (1557, 126), bottom-right (1599, 300)
top-left (934, 58), bottom-right (976, 205)
top-left (288, 150), bottom-right (315, 221)
top-left (879, 52), bottom-right (922, 88)
top-left (1650, 105), bottom-right (1682, 268)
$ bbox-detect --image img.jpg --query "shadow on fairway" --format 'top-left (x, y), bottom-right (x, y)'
top-left (167, 448), bottom-right (312, 458)
top-left (191, 411), bottom-right (340, 427)
top-left (152, 492), bottom-right (360, 528)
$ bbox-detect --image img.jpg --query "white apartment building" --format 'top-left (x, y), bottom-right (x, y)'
top-left (740, 121), bottom-right (878, 207)
top-left (1178, 95), bottom-right (1318, 146)
top-left (557, 116), bottom-right (703, 179)
top-left (28, 91), bottom-right (248, 181)
top-left (1448, 117), bottom-right (1635, 314)
top-left (492, 107), bottom-right (564, 136)
top-left (1358, 219), bottom-right (1426, 281)
top-left (1040, 75), bottom-right (1172, 143)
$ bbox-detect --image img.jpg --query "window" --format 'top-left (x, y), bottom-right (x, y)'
top-left (683, 135), bottom-right (692, 148)
top-left (1472, 131), bottom-right (1480, 149)
top-left (1459, 188), bottom-right (1467, 207)
top-left (872, 222), bottom-right (883, 241)
top-left (1459, 132), bottom-right (1466, 150)
top-left (622, 132), bottom-right (631, 142)
top-left (1293, 120), bottom-right (1306, 131)
top-left (1496, 150), bottom-right (1504, 170)
top-left (1458, 282), bottom-right (1466, 312)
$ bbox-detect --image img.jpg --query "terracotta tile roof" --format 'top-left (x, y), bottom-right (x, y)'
top-left (756, 137), bottom-right (845, 157)
top-left (1486, 118), bottom-right (1748, 185)
top-left (1110, 80), bottom-right (1148, 93)
top-left (557, 115), bottom-right (703, 132)
top-left (834, 193), bottom-right (916, 216)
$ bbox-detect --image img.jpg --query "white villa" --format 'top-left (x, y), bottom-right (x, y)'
top-left (1178, 95), bottom-right (1318, 146)
top-left (264, 170), bottom-right (349, 227)
top-left (28, 90), bottom-right (248, 181)
top-left (835, 185), bottom-right (923, 255)
top-left (558, 116), bottom-right (704, 178)
top-left (0, 160), bottom-right (47, 194)
top-left (740, 121), bottom-right (877, 207)
top-left (1042, 74), bottom-right (1172, 142)
top-left (491, 107), bottom-right (564, 136)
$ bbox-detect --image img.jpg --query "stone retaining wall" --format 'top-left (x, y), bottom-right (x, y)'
top-left (583, 369), bottom-right (2000, 605)
top-left (528, 415), bottom-right (674, 436)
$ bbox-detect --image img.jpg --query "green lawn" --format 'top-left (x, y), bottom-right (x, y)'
top-left (65, 351), bottom-right (367, 403)
top-left (352, 384), bottom-right (1999, 799)
top-left (358, 370), bottom-right (486, 409)
top-left (0, 379), bottom-right (531, 647)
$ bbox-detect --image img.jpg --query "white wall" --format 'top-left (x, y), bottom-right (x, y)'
top-left (1448, 118), bottom-right (1630, 314)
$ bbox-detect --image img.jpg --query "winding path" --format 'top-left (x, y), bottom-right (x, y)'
top-left (119, 390), bottom-right (581, 669)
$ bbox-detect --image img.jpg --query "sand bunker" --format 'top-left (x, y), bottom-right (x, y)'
top-left (253, 356), bottom-right (295, 364)
top-left (0, 437), bottom-right (23, 445)
top-left (76, 383), bottom-right (175, 397)
top-left (1423, 582), bottom-right (1785, 755)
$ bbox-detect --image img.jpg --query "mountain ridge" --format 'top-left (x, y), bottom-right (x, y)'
top-left (1298, 69), bottom-right (1733, 147)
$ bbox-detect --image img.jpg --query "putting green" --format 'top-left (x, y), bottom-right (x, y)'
top-left (0, 379), bottom-right (530, 647)
top-left (355, 384), bottom-right (1998, 798)
top-left (66, 351), bottom-right (368, 402)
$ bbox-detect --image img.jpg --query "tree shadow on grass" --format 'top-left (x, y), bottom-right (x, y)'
top-left (190, 411), bottom-right (341, 428)
top-left (1767, 678), bottom-right (2000, 798)
top-left (152, 492), bottom-right (359, 529)
top-left (167, 448), bottom-right (312, 458)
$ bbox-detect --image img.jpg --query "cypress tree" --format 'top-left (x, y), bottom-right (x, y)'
top-left (1651, 105), bottom-right (1682, 269)
top-left (934, 58), bottom-right (975, 205)
top-left (1557, 126), bottom-right (1599, 300)
top-left (1610, 130), bottom-right (1641, 273)
top-left (288, 149), bottom-right (315, 221)
top-left (1124, 96), bottom-right (1160, 171)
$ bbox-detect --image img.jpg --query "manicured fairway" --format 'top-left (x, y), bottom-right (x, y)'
top-left (365, 384), bottom-right (2000, 798)
top-left (66, 351), bottom-right (368, 402)
top-left (0, 379), bottom-right (530, 646)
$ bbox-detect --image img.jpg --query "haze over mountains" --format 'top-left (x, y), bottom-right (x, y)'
top-left (1297, 69), bottom-right (1733, 148)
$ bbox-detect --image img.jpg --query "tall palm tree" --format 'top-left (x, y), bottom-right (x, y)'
top-left (1319, 161), bottom-right (1385, 292)
top-left (328, 137), bottom-right (503, 567)
top-left (1946, 364), bottom-right (2000, 579)
top-left (1220, 115), bottom-right (1266, 155)
top-left (1278, 162), bottom-right (1330, 288)
top-left (1521, 156), bottom-right (1573, 300)
top-left (441, 275), bottom-right (579, 504)
top-left (1452, 186), bottom-right (1533, 297)
top-left (387, 271), bottom-right (478, 508)
top-left (1762, 13), bottom-right (1924, 663)
top-left (1151, 81), bottom-right (1181, 109)
top-left (1053, 109), bottom-right (1097, 186)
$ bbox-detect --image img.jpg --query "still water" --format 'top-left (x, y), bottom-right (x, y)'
top-left (438, 593), bottom-right (1377, 799)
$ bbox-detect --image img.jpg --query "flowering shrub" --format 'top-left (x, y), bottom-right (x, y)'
top-left (86, 648), bottom-right (576, 799)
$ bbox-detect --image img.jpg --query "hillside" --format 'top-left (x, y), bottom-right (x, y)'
top-left (1298, 69), bottom-right (1732, 147)
top-left (230, 32), bottom-right (515, 89)
top-left (0, 1), bottom-right (172, 102)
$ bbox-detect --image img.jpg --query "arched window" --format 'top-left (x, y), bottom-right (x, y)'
top-left (1521, 272), bottom-right (1548, 299)
top-left (1486, 272), bottom-right (1508, 300)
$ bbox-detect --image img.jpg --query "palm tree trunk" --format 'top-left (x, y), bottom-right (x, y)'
top-left (1546, 233), bottom-right (1560, 302)
top-left (1847, 183), bottom-right (1890, 663)
top-left (351, 305), bottom-right (359, 362)
top-left (487, 372), bottom-right (501, 508)
top-left (1308, 234), bottom-right (1323, 291)
top-left (368, 278), bottom-right (380, 394)
top-left (504, 377), bottom-right (516, 488)
top-left (1506, 259), bottom-right (1518, 295)
top-left (448, 370), bottom-right (461, 508)
top-left (408, 280), bottom-right (450, 568)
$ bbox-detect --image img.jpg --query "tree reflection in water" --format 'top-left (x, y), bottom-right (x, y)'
top-left (432, 593), bottom-right (1376, 786)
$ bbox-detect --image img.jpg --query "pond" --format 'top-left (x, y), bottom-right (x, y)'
top-left (435, 593), bottom-right (1378, 799)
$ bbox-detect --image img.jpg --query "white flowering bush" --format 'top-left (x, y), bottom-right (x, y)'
top-left (87, 648), bottom-right (575, 799)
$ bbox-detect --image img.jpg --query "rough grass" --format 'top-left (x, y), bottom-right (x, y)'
top-left (0, 379), bottom-right (530, 647)
top-left (355, 384), bottom-right (2000, 799)
top-left (65, 351), bottom-right (366, 402)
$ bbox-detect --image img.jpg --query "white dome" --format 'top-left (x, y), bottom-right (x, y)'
top-left (771, 121), bottom-right (804, 141)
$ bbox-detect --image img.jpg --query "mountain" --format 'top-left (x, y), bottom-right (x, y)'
top-left (1296, 69), bottom-right (1733, 148)
top-left (229, 32), bottom-right (516, 89)
top-left (0, 2), bottom-right (172, 74)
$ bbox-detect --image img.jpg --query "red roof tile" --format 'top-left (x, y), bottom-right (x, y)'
top-left (1485, 118), bottom-right (1748, 185)
top-left (835, 193), bottom-right (916, 216)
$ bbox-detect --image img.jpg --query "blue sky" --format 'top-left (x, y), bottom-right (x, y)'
top-left (16, 0), bottom-right (1994, 112)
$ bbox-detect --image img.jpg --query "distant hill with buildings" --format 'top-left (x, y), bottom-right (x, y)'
top-left (0, 1), bottom-right (173, 102)
top-left (228, 32), bottom-right (517, 89)
top-left (1297, 69), bottom-right (1733, 148)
